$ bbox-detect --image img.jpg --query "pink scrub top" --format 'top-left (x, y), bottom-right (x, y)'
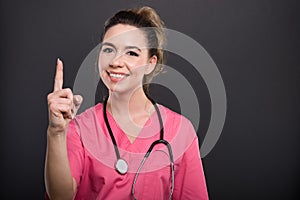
top-left (66, 103), bottom-right (208, 200)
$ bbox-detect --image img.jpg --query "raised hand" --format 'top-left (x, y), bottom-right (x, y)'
top-left (47, 58), bottom-right (83, 133)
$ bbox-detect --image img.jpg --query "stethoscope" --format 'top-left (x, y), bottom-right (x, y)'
top-left (103, 96), bottom-right (175, 200)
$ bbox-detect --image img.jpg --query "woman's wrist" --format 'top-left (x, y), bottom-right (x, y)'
top-left (47, 126), bottom-right (67, 138)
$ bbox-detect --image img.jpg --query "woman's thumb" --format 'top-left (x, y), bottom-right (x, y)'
top-left (73, 95), bottom-right (83, 111)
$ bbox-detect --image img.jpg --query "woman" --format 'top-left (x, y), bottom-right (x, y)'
top-left (45, 6), bottom-right (209, 200)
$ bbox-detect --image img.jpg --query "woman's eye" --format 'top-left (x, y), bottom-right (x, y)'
top-left (102, 48), bottom-right (113, 53)
top-left (127, 51), bottom-right (139, 57)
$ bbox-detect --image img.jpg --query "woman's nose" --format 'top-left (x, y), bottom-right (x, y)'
top-left (109, 53), bottom-right (125, 68)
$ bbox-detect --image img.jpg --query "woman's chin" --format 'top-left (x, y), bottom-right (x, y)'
top-left (107, 85), bottom-right (127, 94)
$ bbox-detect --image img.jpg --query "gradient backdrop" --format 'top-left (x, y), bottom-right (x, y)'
top-left (0, 0), bottom-right (299, 199)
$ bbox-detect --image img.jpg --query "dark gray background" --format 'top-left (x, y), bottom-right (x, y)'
top-left (1, 0), bottom-right (299, 199)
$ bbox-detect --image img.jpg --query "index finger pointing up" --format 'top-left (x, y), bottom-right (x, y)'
top-left (54, 58), bottom-right (63, 91)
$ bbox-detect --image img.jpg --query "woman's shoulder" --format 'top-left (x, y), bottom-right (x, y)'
top-left (158, 103), bottom-right (195, 137)
top-left (158, 104), bottom-right (192, 125)
top-left (68, 103), bottom-right (105, 136)
top-left (69, 103), bottom-right (105, 129)
top-left (74, 103), bottom-right (103, 120)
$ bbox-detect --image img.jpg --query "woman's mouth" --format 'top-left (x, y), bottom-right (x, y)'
top-left (106, 71), bottom-right (129, 81)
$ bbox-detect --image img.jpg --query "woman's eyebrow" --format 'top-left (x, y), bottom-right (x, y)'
top-left (124, 46), bottom-right (142, 52)
top-left (102, 42), bottom-right (142, 52)
top-left (102, 42), bottom-right (116, 49)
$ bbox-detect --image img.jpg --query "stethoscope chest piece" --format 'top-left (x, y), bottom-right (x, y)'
top-left (115, 158), bottom-right (128, 175)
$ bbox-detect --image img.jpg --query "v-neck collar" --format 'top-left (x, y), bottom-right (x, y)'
top-left (104, 104), bottom-right (162, 151)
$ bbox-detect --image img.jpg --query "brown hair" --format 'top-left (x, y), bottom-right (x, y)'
top-left (102, 6), bottom-right (166, 93)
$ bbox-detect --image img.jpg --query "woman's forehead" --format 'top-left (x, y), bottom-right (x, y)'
top-left (102, 24), bottom-right (148, 48)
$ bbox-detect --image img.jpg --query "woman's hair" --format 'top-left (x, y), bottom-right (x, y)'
top-left (102, 6), bottom-right (166, 93)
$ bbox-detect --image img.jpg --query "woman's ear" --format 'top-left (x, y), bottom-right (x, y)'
top-left (145, 55), bottom-right (157, 74)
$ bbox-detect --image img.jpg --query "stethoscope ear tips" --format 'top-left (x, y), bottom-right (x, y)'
top-left (115, 158), bottom-right (129, 175)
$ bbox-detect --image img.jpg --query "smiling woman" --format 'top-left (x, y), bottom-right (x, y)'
top-left (45, 6), bottom-right (209, 200)
top-left (99, 24), bottom-right (156, 94)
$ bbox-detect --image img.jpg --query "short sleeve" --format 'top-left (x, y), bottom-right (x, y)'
top-left (172, 124), bottom-right (209, 200)
top-left (66, 119), bottom-right (85, 188)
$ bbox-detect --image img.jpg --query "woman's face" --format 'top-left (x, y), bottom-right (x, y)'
top-left (99, 24), bottom-right (157, 94)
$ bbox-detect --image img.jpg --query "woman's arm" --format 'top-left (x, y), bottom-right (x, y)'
top-left (44, 59), bottom-right (82, 199)
top-left (173, 137), bottom-right (209, 200)
top-left (45, 128), bottom-right (77, 200)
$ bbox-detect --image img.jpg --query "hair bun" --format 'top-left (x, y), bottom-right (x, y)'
top-left (135, 6), bottom-right (165, 29)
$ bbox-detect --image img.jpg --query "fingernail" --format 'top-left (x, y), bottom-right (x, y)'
top-left (57, 58), bottom-right (60, 64)
top-left (76, 95), bottom-right (82, 102)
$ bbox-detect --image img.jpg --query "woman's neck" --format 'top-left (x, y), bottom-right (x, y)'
top-left (106, 87), bottom-right (154, 143)
top-left (107, 87), bottom-right (153, 122)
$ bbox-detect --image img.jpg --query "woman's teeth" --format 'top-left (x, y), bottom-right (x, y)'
top-left (109, 73), bottom-right (125, 78)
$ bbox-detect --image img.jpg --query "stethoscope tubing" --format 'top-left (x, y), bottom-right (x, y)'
top-left (103, 96), bottom-right (175, 199)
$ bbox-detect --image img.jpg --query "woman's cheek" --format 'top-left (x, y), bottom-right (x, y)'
top-left (101, 70), bottom-right (108, 82)
top-left (99, 60), bottom-right (108, 75)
